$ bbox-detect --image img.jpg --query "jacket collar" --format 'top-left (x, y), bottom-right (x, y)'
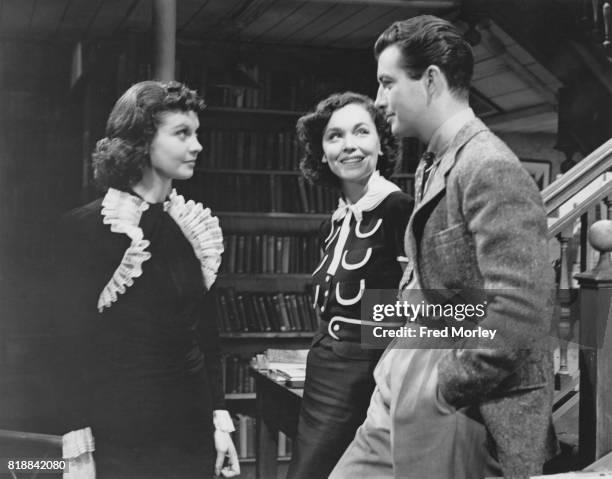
top-left (428, 108), bottom-right (476, 158)
top-left (404, 118), bottom-right (490, 270)
top-left (414, 117), bottom-right (489, 214)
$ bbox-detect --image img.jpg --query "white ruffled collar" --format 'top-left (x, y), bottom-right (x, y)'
top-left (97, 188), bottom-right (223, 312)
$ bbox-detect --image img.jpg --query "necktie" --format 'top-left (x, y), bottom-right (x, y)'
top-left (417, 151), bottom-right (436, 203)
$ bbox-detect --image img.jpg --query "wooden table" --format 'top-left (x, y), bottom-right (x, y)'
top-left (251, 368), bottom-right (302, 479)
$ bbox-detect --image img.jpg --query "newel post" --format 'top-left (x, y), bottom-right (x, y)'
top-left (575, 219), bottom-right (612, 465)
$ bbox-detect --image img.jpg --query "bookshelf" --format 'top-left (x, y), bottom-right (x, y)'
top-left (232, 413), bottom-right (293, 468)
top-left (220, 332), bottom-right (314, 339)
top-left (188, 68), bottom-right (327, 475)
top-left (226, 393), bottom-right (256, 400)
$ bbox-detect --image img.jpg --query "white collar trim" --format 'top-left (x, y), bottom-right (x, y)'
top-left (97, 188), bottom-right (223, 312)
top-left (331, 171), bottom-right (400, 222)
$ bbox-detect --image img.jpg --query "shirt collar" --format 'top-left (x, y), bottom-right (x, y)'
top-left (331, 170), bottom-right (400, 222)
top-left (427, 107), bottom-right (475, 158)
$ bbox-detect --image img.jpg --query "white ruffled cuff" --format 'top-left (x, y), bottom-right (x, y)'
top-left (213, 410), bottom-right (235, 433)
top-left (63, 452), bottom-right (95, 479)
top-left (62, 427), bottom-right (95, 459)
top-left (62, 428), bottom-right (96, 478)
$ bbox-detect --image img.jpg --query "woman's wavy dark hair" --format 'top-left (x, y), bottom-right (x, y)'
top-left (297, 92), bottom-right (399, 189)
top-left (92, 80), bottom-right (206, 190)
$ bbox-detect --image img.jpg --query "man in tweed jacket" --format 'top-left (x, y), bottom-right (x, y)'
top-left (330, 15), bottom-right (557, 479)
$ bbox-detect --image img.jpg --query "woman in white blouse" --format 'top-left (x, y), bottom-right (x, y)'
top-left (287, 92), bottom-right (414, 479)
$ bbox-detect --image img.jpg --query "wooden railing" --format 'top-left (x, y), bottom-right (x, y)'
top-left (542, 137), bottom-right (612, 467)
top-left (543, 139), bottom-right (612, 370)
top-left (0, 429), bottom-right (61, 446)
top-left (542, 138), bottom-right (612, 216)
top-left (0, 429), bottom-right (62, 478)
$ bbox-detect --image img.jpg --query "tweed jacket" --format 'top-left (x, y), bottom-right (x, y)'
top-left (398, 118), bottom-right (557, 477)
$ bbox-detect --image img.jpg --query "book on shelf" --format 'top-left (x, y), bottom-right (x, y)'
top-left (274, 237), bottom-right (283, 274)
top-left (232, 414), bottom-right (292, 460)
top-left (216, 293), bottom-right (231, 333)
top-left (275, 293), bottom-right (292, 331)
top-left (203, 57), bottom-right (373, 113)
top-left (220, 233), bottom-right (319, 274)
top-left (198, 129), bottom-right (300, 170)
top-left (215, 289), bottom-right (318, 333)
top-left (287, 294), bottom-right (302, 331)
top-left (235, 236), bottom-right (245, 274)
top-left (235, 292), bottom-right (251, 331)
top-left (183, 173), bottom-right (339, 214)
top-left (258, 295), bottom-right (275, 331)
top-left (224, 288), bottom-right (245, 332)
top-left (222, 355), bottom-right (255, 395)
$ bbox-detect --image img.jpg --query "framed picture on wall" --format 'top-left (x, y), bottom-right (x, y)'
top-left (521, 159), bottom-right (552, 190)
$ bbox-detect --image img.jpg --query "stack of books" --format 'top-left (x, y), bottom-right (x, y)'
top-left (265, 349), bottom-right (308, 388)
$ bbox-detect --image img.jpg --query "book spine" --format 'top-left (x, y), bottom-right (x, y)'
top-left (275, 293), bottom-right (293, 331)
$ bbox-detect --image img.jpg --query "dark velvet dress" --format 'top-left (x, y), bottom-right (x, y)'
top-left (54, 190), bottom-right (224, 478)
top-left (287, 175), bottom-right (413, 479)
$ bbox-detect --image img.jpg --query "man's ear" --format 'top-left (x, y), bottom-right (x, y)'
top-left (424, 65), bottom-right (445, 98)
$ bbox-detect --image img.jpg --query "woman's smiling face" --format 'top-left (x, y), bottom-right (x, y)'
top-left (322, 103), bottom-right (381, 188)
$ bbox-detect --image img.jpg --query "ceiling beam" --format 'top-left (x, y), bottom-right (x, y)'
top-left (114, 0), bottom-right (141, 36)
top-left (478, 19), bottom-right (558, 108)
top-left (178, 0), bottom-right (211, 34)
top-left (53, 0), bottom-right (73, 39)
top-left (84, 0), bottom-right (106, 41)
top-left (485, 103), bottom-right (556, 127)
top-left (277, 0), bottom-right (459, 8)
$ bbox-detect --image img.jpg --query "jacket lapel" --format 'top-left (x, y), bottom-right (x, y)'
top-left (403, 118), bottom-right (490, 270)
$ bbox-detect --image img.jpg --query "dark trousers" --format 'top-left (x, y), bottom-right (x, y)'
top-left (94, 418), bottom-right (215, 479)
top-left (286, 335), bottom-right (380, 479)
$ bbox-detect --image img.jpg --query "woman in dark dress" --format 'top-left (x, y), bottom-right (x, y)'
top-left (286, 92), bottom-right (414, 479)
top-left (55, 81), bottom-right (240, 478)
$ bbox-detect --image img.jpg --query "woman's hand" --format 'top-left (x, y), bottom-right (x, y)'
top-left (214, 430), bottom-right (240, 477)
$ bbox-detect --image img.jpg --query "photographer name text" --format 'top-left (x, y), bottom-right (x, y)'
top-left (372, 325), bottom-right (496, 339)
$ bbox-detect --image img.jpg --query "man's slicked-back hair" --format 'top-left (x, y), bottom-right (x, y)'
top-left (374, 15), bottom-right (473, 99)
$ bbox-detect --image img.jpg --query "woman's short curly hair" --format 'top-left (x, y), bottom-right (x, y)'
top-left (92, 80), bottom-right (206, 190)
top-left (297, 91), bottom-right (399, 189)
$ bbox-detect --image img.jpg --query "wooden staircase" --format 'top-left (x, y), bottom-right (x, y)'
top-left (543, 137), bottom-right (612, 473)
